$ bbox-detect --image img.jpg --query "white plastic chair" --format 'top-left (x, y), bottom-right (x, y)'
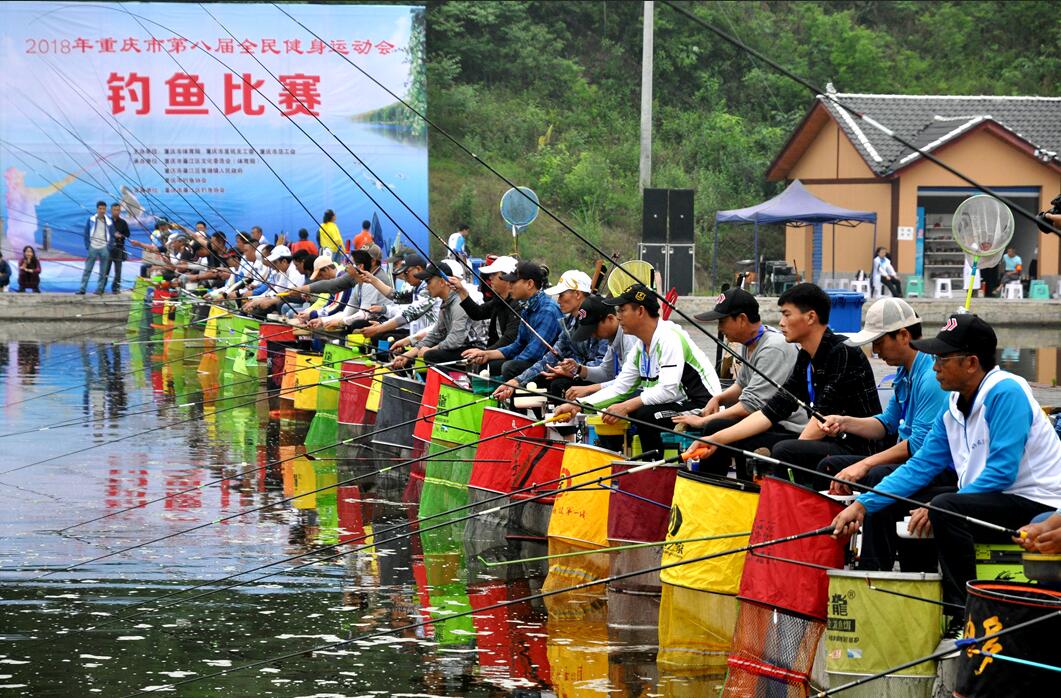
top-left (1003, 281), bottom-right (1023, 299)
top-left (850, 278), bottom-right (871, 297)
top-left (933, 278), bottom-right (953, 299)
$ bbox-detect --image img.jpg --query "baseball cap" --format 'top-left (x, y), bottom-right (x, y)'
top-left (385, 246), bottom-right (416, 264)
top-left (911, 313), bottom-right (996, 356)
top-left (478, 255), bottom-right (518, 275)
top-left (393, 253), bottom-right (427, 275)
top-left (364, 243), bottom-right (383, 261)
top-left (500, 260), bottom-right (546, 285)
top-left (603, 283), bottom-right (660, 314)
top-left (440, 259), bottom-right (465, 279)
top-left (309, 255), bottom-right (336, 280)
top-left (414, 264), bottom-right (449, 281)
top-left (571, 295), bottom-right (616, 343)
top-left (695, 287), bottom-right (759, 322)
top-left (843, 297), bottom-right (921, 346)
top-left (266, 245), bottom-right (292, 262)
top-left (545, 269), bottom-right (593, 296)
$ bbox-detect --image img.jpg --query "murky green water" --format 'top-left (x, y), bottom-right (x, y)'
top-left (0, 336), bottom-right (721, 697)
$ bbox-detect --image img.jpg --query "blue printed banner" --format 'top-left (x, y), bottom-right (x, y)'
top-left (1, 1), bottom-right (427, 261)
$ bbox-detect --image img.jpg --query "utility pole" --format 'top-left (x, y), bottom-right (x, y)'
top-left (639, 1), bottom-right (654, 192)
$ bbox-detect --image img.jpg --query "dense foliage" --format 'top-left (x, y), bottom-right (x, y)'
top-left (424, 1), bottom-right (1060, 289)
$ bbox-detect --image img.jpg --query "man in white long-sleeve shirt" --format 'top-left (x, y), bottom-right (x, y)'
top-left (553, 284), bottom-right (720, 458)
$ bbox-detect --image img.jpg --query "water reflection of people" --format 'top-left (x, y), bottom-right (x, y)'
top-left (17, 341), bottom-right (40, 380)
top-left (4, 167), bottom-right (76, 251)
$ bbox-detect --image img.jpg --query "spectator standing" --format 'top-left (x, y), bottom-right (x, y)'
top-left (318, 210), bottom-right (343, 257)
top-left (353, 219), bottom-right (374, 251)
top-left (101, 202), bottom-right (129, 294)
top-left (447, 224), bottom-right (469, 263)
top-left (79, 200), bottom-right (113, 295)
top-left (18, 245), bottom-right (41, 293)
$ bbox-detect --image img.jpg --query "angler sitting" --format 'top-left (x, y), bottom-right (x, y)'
top-left (672, 288), bottom-right (803, 480)
top-left (294, 247), bottom-right (392, 332)
top-left (818, 297), bottom-right (951, 572)
top-left (358, 252), bottom-right (438, 345)
top-left (491, 269), bottom-right (607, 402)
top-left (831, 314), bottom-right (1061, 628)
top-left (450, 254), bottom-right (520, 355)
top-left (461, 260), bottom-right (563, 381)
top-left (554, 283), bottom-right (721, 458)
top-left (243, 246), bottom-right (306, 317)
top-left (683, 283), bottom-right (881, 478)
top-left (391, 264), bottom-right (485, 369)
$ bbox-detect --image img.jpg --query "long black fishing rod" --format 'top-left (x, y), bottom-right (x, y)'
top-left (93, 449), bottom-right (676, 631)
top-left (25, 393), bottom-right (506, 579)
top-left (119, 523), bottom-right (834, 696)
top-left (51, 368), bottom-right (430, 535)
top-left (662, 0), bottom-right (1061, 238)
top-left (816, 609), bottom-right (1061, 696)
top-left (269, 3), bottom-right (833, 425)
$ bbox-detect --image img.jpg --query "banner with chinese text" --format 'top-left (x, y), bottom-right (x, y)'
top-left (0, 1), bottom-right (428, 259)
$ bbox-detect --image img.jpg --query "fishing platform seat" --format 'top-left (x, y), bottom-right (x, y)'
top-left (974, 542), bottom-right (1028, 583)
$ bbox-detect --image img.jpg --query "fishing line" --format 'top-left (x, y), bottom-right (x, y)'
top-left (478, 530), bottom-right (753, 568)
top-left (118, 524), bottom-right (834, 696)
top-left (87, 445), bottom-right (668, 630)
top-left (24, 395), bottom-right (502, 579)
top-left (815, 609), bottom-right (1061, 695)
top-left (270, 3), bottom-right (834, 423)
top-left (661, 0), bottom-right (1060, 236)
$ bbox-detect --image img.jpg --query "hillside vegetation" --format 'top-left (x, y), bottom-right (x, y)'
top-left (424, 1), bottom-right (1060, 290)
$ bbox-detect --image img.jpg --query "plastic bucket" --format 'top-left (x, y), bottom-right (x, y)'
top-left (824, 570), bottom-right (942, 697)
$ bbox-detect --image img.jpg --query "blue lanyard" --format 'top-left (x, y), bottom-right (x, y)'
top-left (806, 362), bottom-right (815, 409)
top-left (743, 325), bottom-right (767, 347)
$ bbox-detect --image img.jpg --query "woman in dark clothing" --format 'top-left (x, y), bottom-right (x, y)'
top-left (18, 246), bottom-right (41, 292)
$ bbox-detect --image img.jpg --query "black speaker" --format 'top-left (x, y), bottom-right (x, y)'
top-left (668, 189), bottom-right (694, 243)
top-left (642, 188), bottom-right (668, 243)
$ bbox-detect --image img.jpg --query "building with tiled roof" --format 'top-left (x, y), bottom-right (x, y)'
top-left (767, 90), bottom-right (1061, 287)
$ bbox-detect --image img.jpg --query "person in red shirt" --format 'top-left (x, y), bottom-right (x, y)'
top-left (353, 219), bottom-right (374, 250)
top-left (289, 228), bottom-right (318, 256)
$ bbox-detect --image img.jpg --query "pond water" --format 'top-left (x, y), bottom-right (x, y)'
top-left (0, 337), bottom-right (720, 697)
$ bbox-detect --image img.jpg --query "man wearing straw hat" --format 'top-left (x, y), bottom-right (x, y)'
top-left (832, 314), bottom-right (1061, 625)
top-left (818, 297), bottom-right (951, 572)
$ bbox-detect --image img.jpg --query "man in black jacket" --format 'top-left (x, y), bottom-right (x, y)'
top-left (449, 255), bottom-right (520, 352)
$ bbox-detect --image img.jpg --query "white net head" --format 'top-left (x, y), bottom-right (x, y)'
top-left (952, 195), bottom-right (1014, 269)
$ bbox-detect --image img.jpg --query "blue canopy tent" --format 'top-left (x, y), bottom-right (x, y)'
top-left (713, 180), bottom-right (877, 288)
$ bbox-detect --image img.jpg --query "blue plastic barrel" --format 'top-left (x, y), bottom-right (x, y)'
top-left (825, 290), bottom-right (865, 333)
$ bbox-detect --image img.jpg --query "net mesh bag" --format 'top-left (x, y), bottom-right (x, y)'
top-left (723, 600), bottom-right (824, 697)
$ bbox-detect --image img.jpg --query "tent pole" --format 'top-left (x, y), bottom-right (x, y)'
top-left (712, 220), bottom-right (718, 289)
top-left (753, 221), bottom-right (759, 293)
top-left (872, 221), bottom-right (878, 274)
top-left (831, 223), bottom-right (836, 281)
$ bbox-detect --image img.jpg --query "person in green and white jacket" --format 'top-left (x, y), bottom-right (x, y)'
top-left (554, 283), bottom-right (720, 458)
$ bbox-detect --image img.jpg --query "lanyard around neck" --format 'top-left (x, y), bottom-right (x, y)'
top-left (806, 362), bottom-right (815, 409)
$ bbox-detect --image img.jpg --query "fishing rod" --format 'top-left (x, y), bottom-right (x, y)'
top-left (815, 609), bottom-right (1061, 696)
top-left (51, 368), bottom-right (446, 536)
top-left (89, 446), bottom-right (675, 630)
top-left (661, 0), bottom-right (1061, 238)
top-left (478, 530), bottom-right (753, 568)
top-left (271, 2), bottom-right (833, 424)
top-left (119, 523), bottom-right (834, 696)
top-left (26, 394), bottom-right (504, 580)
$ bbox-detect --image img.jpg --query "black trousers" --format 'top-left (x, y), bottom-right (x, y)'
top-left (817, 457), bottom-right (957, 573)
top-left (694, 417), bottom-right (800, 481)
top-left (880, 275), bottom-right (902, 298)
top-left (421, 347), bottom-right (468, 365)
top-left (928, 492), bottom-right (1052, 609)
top-left (630, 400), bottom-right (705, 460)
top-left (488, 358), bottom-right (534, 381)
top-left (772, 437), bottom-right (869, 488)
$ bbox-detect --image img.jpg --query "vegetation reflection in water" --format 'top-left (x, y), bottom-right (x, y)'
top-left (0, 339), bottom-right (727, 696)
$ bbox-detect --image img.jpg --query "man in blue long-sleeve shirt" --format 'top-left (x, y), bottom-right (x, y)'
top-left (832, 314), bottom-right (1061, 625)
top-left (462, 260), bottom-right (562, 381)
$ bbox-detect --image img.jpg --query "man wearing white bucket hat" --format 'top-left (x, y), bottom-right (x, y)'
top-left (492, 269), bottom-right (607, 401)
top-left (818, 297), bottom-right (951, 572)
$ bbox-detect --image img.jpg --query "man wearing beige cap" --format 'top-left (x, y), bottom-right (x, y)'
top-left (819, 296), bottom-right (951, 571)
